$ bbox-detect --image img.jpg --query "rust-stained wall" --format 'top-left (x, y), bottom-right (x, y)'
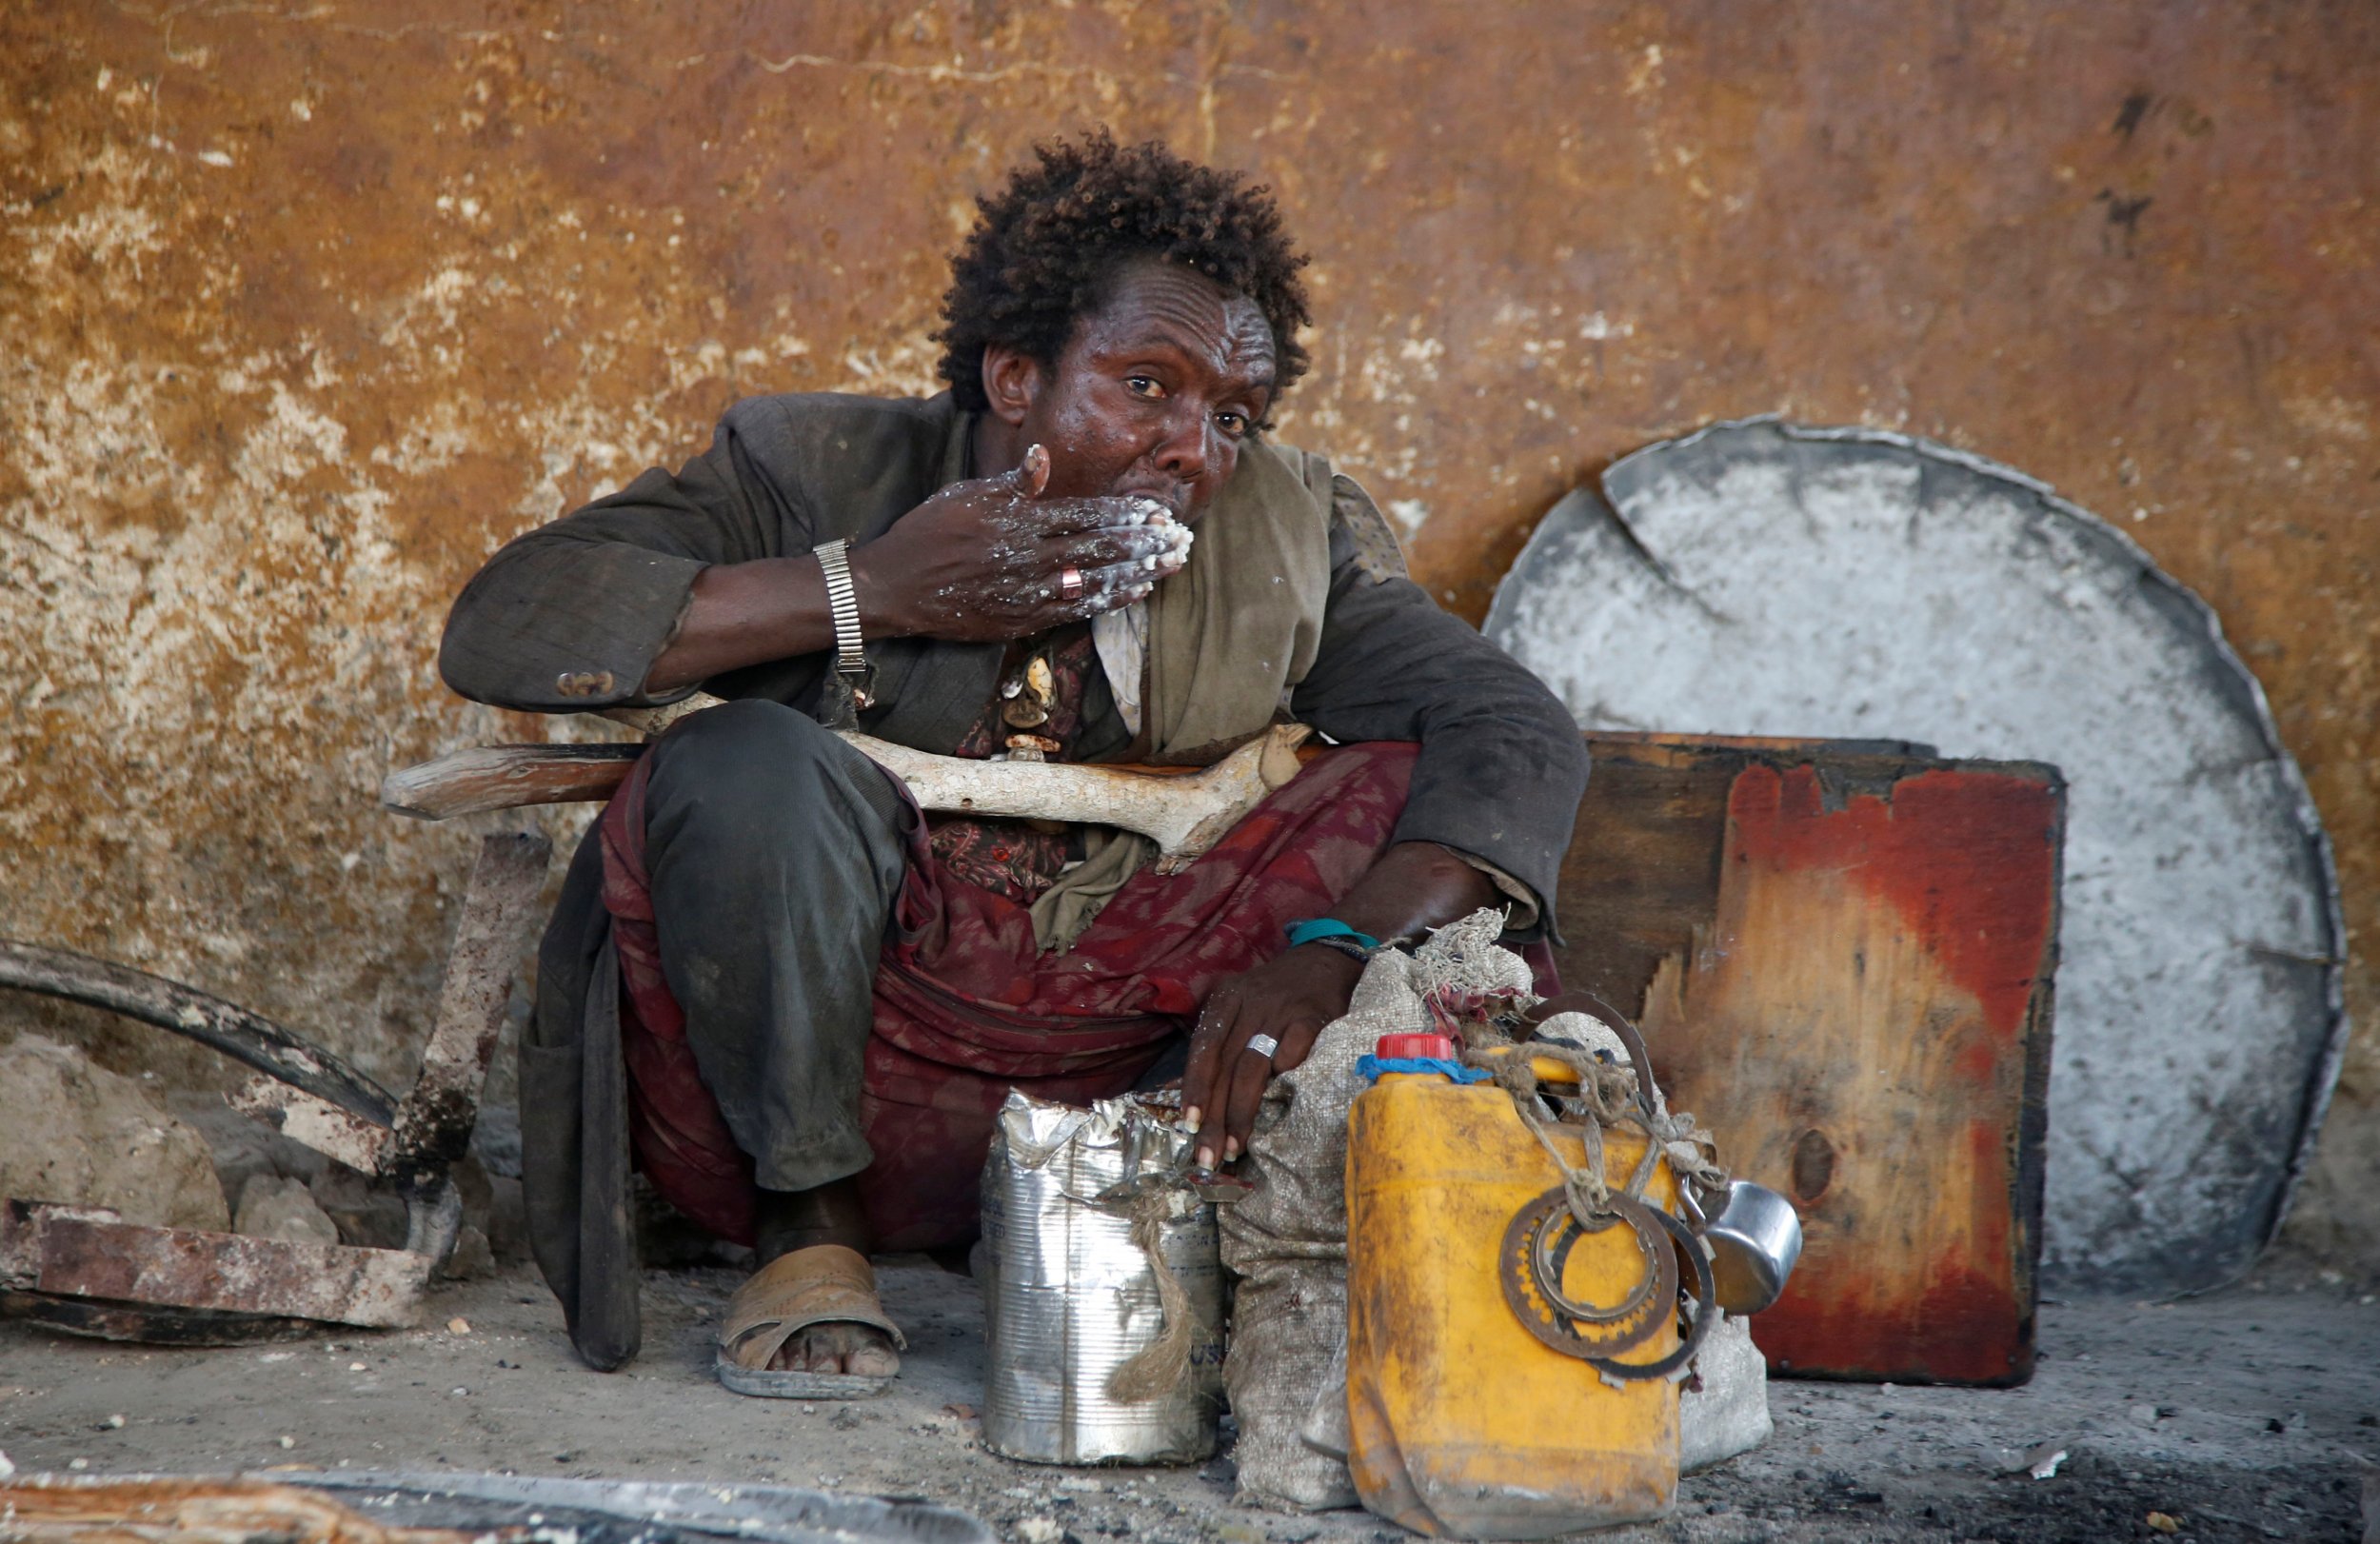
top-left (4, 3), bottom-right (2374, 1265)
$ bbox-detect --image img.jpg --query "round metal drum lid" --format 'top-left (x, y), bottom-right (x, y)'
top-left (1486, 419), bottom-right (2345, 1297)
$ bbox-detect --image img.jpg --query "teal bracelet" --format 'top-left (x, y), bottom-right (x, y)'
top-left (1285, 918), bottom-right (1380, 951)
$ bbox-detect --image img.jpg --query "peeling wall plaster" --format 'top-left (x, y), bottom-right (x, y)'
top-left (1, 2), bottom-right (2373, 1260)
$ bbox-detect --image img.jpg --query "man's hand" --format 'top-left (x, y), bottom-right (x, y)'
top-left (1178, 841), bottom-right (1506, 1170)
top-left (1179, 943), bottom-right (1365, 1169)
top-left (644, 445), bottom-right (1192, 693)
top-left (853, 444), bottom-right (1192, 643)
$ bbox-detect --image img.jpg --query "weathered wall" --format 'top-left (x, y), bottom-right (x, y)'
top-left (3, 2), bottom-right (2374, 1267)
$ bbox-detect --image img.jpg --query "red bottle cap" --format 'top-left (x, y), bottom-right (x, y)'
top-left (1376, 1032), bottom-right (1458, 1060)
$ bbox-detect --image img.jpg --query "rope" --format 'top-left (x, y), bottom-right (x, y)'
top-left (1354, 1055), bottom-right (1493, 1083)
top-left (1103, 1184), bottom-right (1199, 1403)
top-left (1459, 1031), bottom-right (1728, 1230)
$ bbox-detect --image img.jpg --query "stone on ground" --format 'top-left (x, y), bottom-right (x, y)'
top-left (234, 1172), bottom-right (341, 1246)
top-left (0, 1033), bottom-right (228, 1231)
top-left (167, 1086), bottom-right (327, 1215)
top-left (440, 1224), bottom-right (497, 1279)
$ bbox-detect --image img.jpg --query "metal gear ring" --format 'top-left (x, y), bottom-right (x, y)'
top-left (1498, 1187), bottom-right (1676, 1361)
top-left (1588, 1203), bottom-right (1719, 1383)
top-left (1532, 1194), bottom-right (1660, 1325)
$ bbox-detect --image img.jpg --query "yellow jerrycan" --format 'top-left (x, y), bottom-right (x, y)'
top-left (1344, 1028), bottom-right (1713, 1538)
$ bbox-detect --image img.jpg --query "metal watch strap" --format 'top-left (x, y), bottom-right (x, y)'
top-left (814, 539), bottom-right (875, 717)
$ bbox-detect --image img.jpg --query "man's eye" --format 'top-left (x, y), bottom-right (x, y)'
top-left (1125, 376), bottom-right (1164, 399)
top-left (1215, 411), bottom-right (1248, 438)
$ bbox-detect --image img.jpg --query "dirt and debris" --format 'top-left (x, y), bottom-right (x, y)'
top-left (1, 1254), bottom-right (2370, 1543)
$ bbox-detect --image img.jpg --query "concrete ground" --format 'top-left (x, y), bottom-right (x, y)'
top-left (2, 1256), bottom-right (2373, 1544)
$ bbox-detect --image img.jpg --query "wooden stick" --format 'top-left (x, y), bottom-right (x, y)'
top-left (380, 742), bottom-right (645, 820)
top-left (383, 833), bottom-right (552, 1185)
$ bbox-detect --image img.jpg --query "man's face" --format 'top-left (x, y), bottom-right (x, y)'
top-left (1000, 259), bottom-right (1278, 523)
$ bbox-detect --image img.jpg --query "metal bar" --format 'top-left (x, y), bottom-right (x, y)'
top-left (383, 833), bottom-right (552, 1188)
top-left (226, 1076), bottom-right (390, 1172)
top-left (1, 1201), bottom-right (431, 1329)
top-left (0, 941), bottom-right (397, 1124)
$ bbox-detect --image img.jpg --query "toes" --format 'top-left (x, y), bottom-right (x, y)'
top-left (765, 1328), bottom-right (831, 1373)
top-left (756, 1324), bottom-right (898, 1377)
top-left (844, 1334), bottom-right (901, 1378)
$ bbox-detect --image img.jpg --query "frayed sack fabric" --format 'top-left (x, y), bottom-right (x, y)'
top-left (1679, 1312), bottom-right (1774, 1474)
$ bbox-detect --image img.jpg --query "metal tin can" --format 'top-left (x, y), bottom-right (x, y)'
top-left (980, 1089), bottom-right (1223, 1465)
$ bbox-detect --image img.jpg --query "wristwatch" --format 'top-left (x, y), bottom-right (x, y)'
top-left (813, 539), bottom-right (876, 715)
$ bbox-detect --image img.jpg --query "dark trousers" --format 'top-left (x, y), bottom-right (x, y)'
top-left (634, 700), bottom-right (909, 1194)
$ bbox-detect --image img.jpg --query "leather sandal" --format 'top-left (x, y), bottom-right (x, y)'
top-left (715, 1242), bottom-right (906, 1399)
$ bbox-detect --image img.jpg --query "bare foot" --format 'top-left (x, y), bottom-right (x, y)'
top-left (767, 1320), bottom-right (900, 1376)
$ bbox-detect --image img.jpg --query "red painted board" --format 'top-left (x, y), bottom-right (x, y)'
top-left (1556, 737), bottom-right (2062, 1386)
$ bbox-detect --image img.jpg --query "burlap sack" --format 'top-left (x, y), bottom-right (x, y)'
top-left (1680, 1311), bottom-right (1774, 1474)
top-left (1219, 945), bottom-right (1425, 1511)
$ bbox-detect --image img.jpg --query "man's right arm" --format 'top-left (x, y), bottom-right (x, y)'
top-left (439, 405), bottom-right (798, 712)
top-left (441, 416), bottom-right (1183, 712)
top-left (643, 444), bottom-right (1185, 693)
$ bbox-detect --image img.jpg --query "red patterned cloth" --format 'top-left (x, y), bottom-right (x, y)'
top-left (599, 740), bottom-right (1422, 1253)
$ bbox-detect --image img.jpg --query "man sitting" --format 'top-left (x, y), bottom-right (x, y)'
top-left (439, 131), bottom-right (1589, 1394)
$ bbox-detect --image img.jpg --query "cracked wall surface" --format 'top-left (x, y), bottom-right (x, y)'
top-left (2, 1), bottom-right (2374, 1267)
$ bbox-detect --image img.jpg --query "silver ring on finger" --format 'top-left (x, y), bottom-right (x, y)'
top-left (1243, 1033), bottom-right (1280, 1062)
top-left (1059, 565), bottom-right (1084, 600)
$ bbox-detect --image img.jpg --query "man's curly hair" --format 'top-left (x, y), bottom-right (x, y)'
top-left (935, 131), bottom-right (1312, 414)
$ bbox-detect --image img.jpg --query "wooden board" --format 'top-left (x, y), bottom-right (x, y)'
top-left (1556, 734), bottom-right (2063, 1386)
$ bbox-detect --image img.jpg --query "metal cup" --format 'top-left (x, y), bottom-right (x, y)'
top-left (1698, 1180), bottom-right (1803, 1315)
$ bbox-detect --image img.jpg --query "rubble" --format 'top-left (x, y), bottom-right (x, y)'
top-left (0, 1035), bottom-right (228, 1232)
top-left (167, 1087), bottom-right (327, 1217)
top-left (307, 1164), bottom-right (410, 1251)
top-left (439, 1226), bottom-right (496, 1280)
top-left (233, 1175), bottom-right (340, 1248)
top-left (1, 833), bottom-right (547, 1343)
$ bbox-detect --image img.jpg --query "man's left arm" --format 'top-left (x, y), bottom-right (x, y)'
top-left (1181, 475), bottom-right (1592, 1166)
top-left (1288, 476), bottom-right (1592, 926)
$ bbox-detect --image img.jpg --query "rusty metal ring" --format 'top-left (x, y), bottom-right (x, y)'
top-left (1498, 1187), bottom-right (1676, 1361)
top-left (1531, 1193), bottom-right (1663, 1326)
top-left (1523, 989), bottom-right (1661, 1120)
top-left (1588, 1203), bottom-right (1719, 1383)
